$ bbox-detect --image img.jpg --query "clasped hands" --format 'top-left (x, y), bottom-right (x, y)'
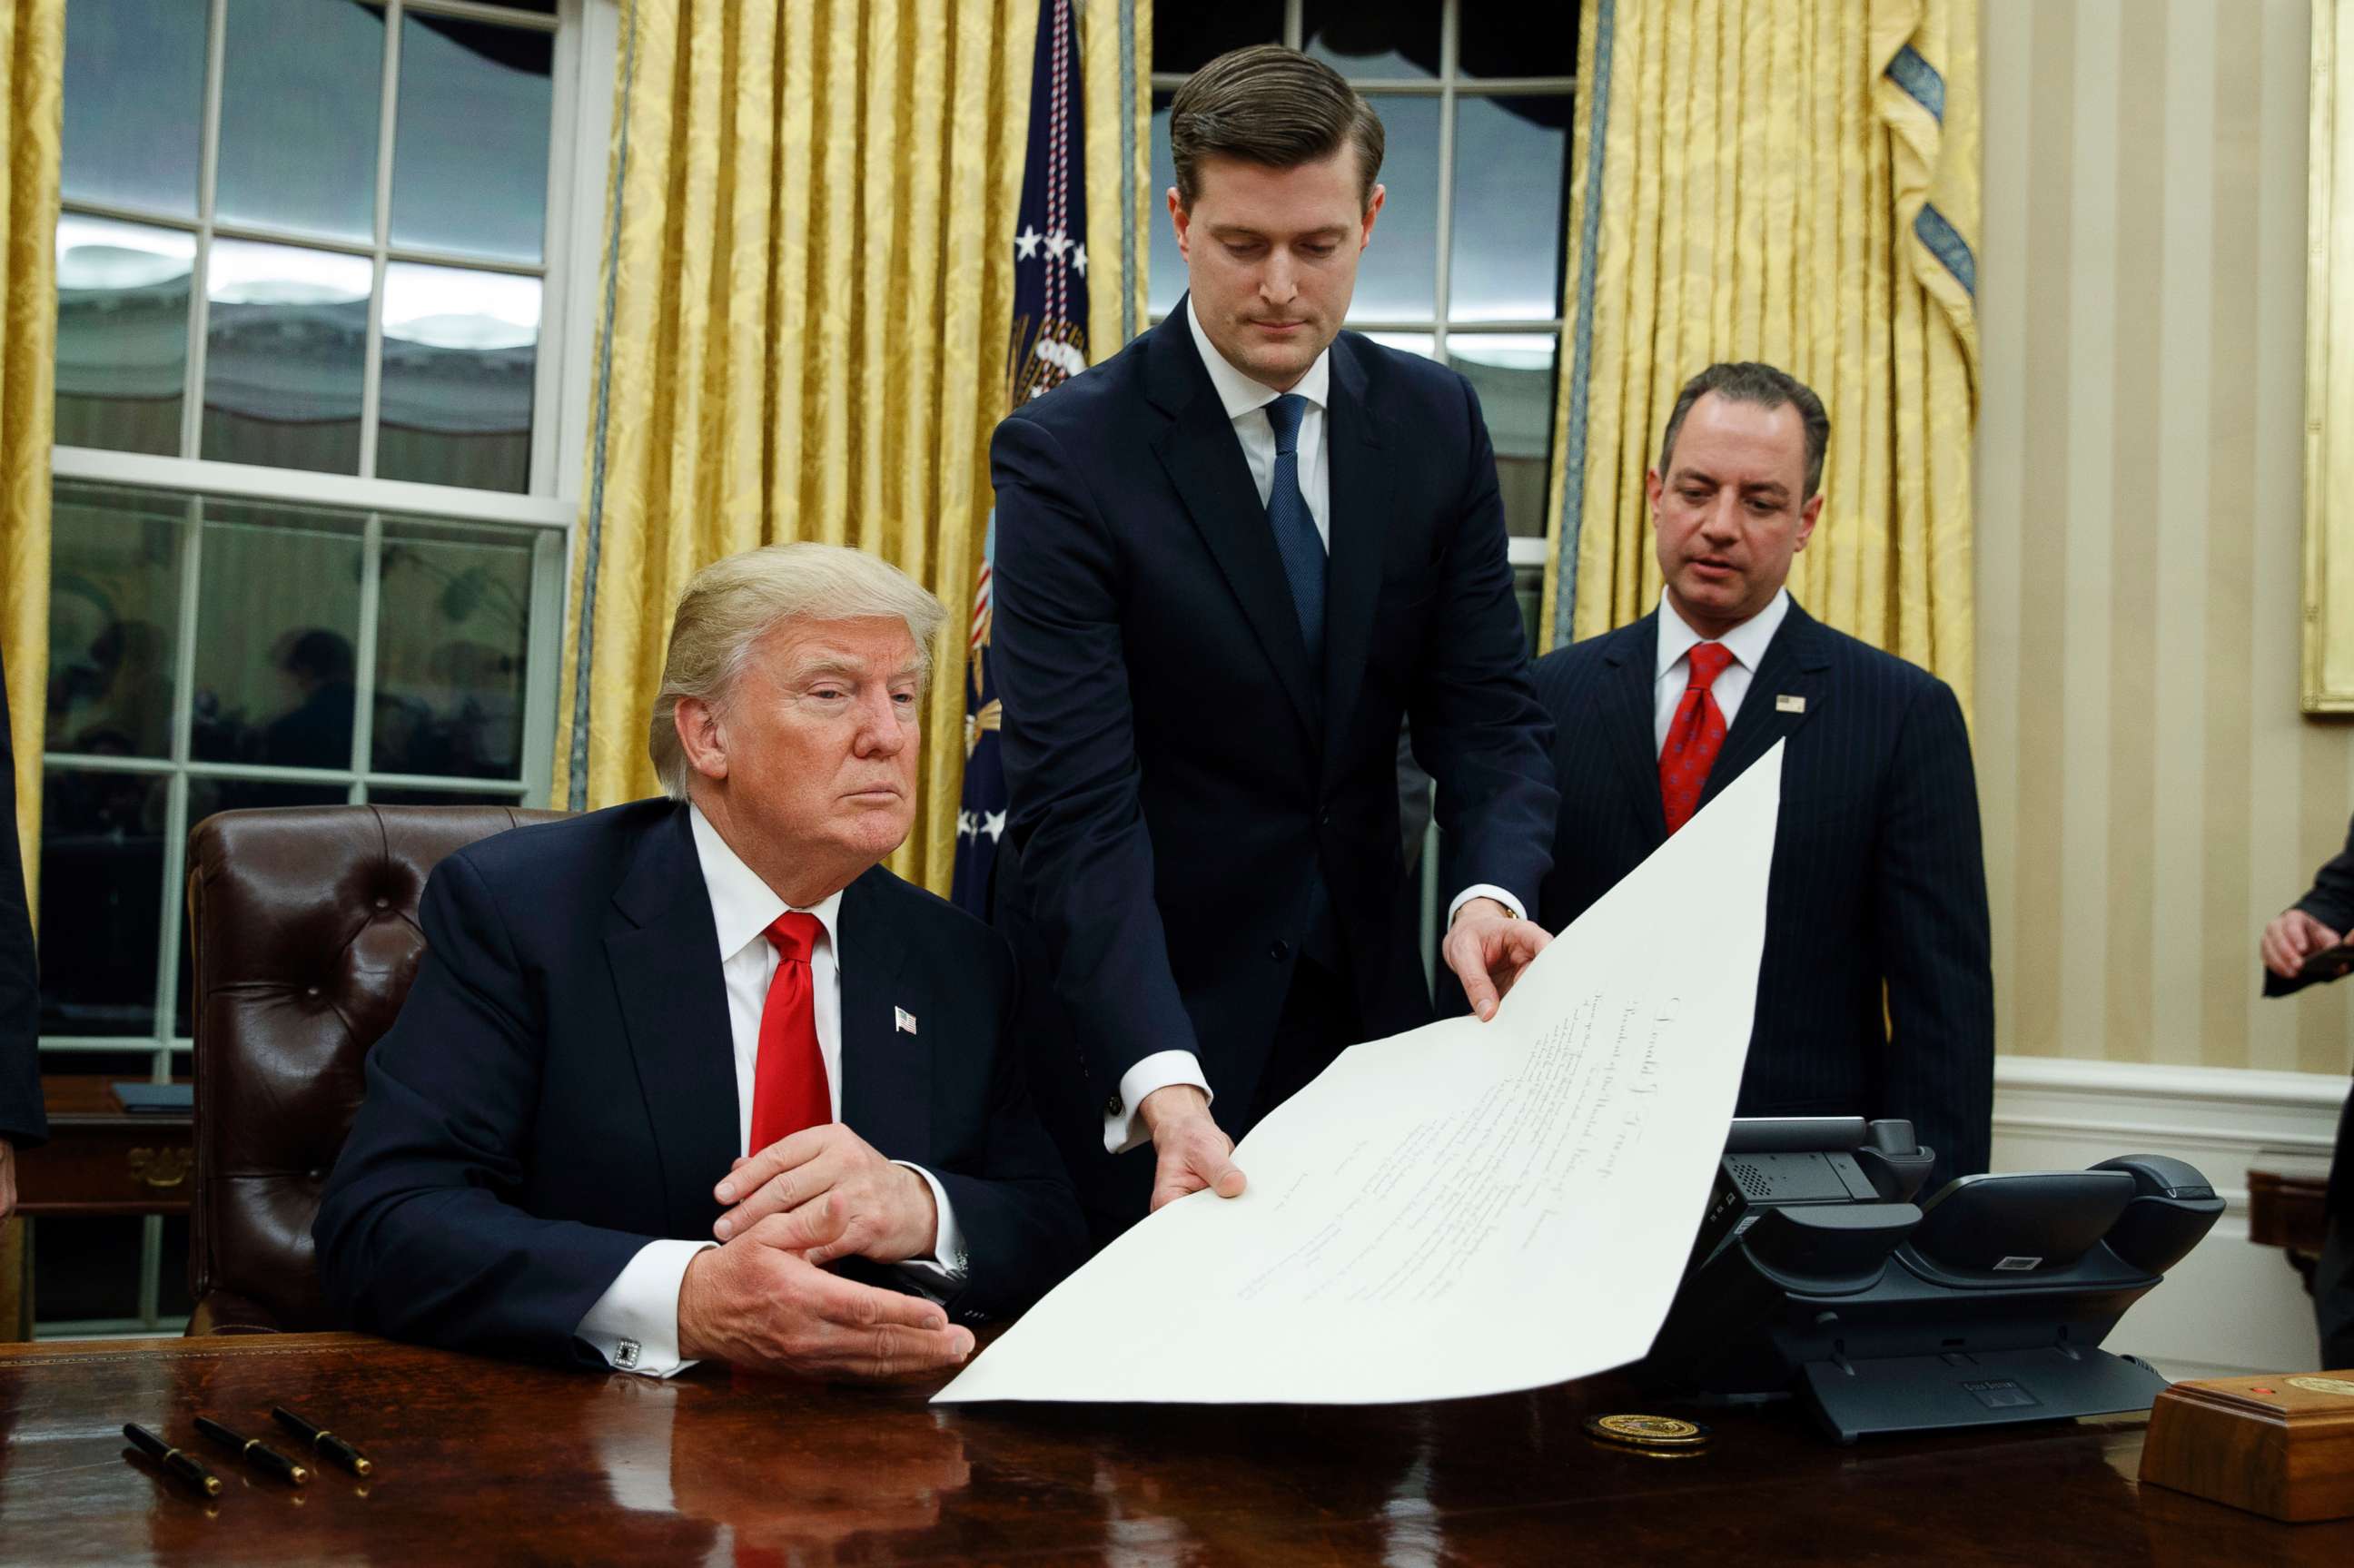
top-left (677, 1124), bottom-right (971, 1381)
top-left (1142, 896), bottom-right (1550, 1214)
top-left (2262, 906), bottom-right (2345, 980)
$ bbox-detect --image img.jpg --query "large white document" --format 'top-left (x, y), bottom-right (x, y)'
top-left (935, 744), bottom-right (1785, 1406)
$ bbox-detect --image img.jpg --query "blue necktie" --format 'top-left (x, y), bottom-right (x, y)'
top-left (1261, 393), bottom-right (1325, 665)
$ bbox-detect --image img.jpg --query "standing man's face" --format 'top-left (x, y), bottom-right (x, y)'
top-left (1171, 148), bottom-right (1383, 392)
top-left (1647, 392), bottom-right (1825, 639)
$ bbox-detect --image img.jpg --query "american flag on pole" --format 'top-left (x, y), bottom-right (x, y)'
top-left (952, 0), bottom-right (1089, 918)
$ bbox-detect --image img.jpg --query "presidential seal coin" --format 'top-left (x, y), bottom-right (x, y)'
top-left (1585, 1414), bottom-right (1710, 1449)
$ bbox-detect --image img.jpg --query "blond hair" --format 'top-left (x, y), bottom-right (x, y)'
top-left (648, 544), bottom-right (947, 799)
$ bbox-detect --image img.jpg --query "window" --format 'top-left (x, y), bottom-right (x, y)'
top-left (35, 0), bottom-right (610, 1336)
top-left (1148, 0), bottom-right (1577, 647)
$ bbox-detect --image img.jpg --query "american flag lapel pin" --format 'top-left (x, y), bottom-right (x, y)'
top-left (1775, 694), bottom-right (1805, 714)
top-left (895, 1006), bottom-right (918, 1036)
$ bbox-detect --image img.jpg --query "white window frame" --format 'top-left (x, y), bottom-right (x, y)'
top-left (35, 0), bottom-right (618, 1336)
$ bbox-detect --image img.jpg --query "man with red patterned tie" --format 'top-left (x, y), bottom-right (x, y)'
top-left (315, 546), bottom-right (1086, 1379)
top-left (1528, 362), bottom-right (1993, 1193)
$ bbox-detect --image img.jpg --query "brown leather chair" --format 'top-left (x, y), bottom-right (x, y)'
top-left (184, 804), bottom-right (565, 1334)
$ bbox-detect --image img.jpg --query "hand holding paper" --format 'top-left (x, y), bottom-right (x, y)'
top-left (936, 743), bottom-right (1785, 1406)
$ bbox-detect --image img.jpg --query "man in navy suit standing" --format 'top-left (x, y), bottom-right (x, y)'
top-left (1532, 362), bottom-right (1993, 1191)
top-left (991, 45), bottom-right (1558, 1243)
top-left (317, 545), bottom-right (1086, 1377)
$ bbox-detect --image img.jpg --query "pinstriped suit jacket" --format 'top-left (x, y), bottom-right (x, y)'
top-left (1532, 600), bottom-right (1994, 1191)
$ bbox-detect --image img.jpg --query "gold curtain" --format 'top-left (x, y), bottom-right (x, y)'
top-left (1543, 0), bottom-right (1981, 714)
top-left (553, 0), bottom-right (1145, 893)
top-left (0, 0), bottom-right (61, 900)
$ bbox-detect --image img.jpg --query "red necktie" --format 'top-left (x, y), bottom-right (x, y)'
top-left (748, 912), bottom-right (830, 1152)
top-left (1660, 642), bottom-right (1736, 835)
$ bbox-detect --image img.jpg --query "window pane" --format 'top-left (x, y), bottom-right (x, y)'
top-left (1147, 92), bottom-right (1182, 319)
top-left (371, 520), bottom-right (535, 779)
top-left (1459, 10), bottom-right (1578, 81)
top-left (377, 263), bottom-right (539, 492)
top-left (1449, 334), bottom-right (1557, 537)
top-left (1305, 0), bottom-right (1438, 79)
top-left (201, 240), bottom-right (371, 474)
top-left (1363, 331), bottom-right (1434, 359)
top-left (1349, 94), bottom-right (1439, 322)
top-left (48, 484), bottom-right (185, 762)
top-left (391, 15), bottom-right (553, 264)
top-left (214, 0), bottom-right (387, 245)
top-left (190, 502), bottom-right (366, 771)
top-left (54, 217), bottom-right (193, 457)
top-left (1152, 2), bottom-right (1282, 74)
top-left (1449, 97), bottom-right (1569, 322)
top-left (62, 0), bottom-right (208, 217)
top-left (39, 767), bottom-right (168, 1037)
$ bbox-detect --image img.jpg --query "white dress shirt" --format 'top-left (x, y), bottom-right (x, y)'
top-left (574, 805), bottom-right (965, 1377)
top-left (1102, 307), bottom-right (1527, 1156)
top-left (1653, 587), bottom-right (1792, 753)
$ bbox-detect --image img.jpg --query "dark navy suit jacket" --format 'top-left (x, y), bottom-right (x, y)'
top-left (1531, 601), bottom-right (1994, 1190)
top-left (0, 650), bottom-right (42, 1153)
top-left (2280, 818), bottom-right (2354, 1213)
top-left (989, 304), bottom-right (1557, 1224)
top-left (313, 801), bottom-right (1087, 1366)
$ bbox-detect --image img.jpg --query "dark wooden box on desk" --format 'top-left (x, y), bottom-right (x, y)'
top-left (2141, 1372), bottom-right (2354, 1522)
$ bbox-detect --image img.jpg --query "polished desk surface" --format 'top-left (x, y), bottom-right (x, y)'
top-left (3, 1332), bottom-right (2349, 1566)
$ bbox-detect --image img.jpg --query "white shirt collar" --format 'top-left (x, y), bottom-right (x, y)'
top-left (687, 803), bottom-right (843, 964)
top-left (1183, 295), bottom-right (1330, 421)
top-left (1656, 587), bottom-right (1793, 681)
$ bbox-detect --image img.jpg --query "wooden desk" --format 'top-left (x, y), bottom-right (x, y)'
top-left (2, 1333), bottom-right (2349, 1565)
top-left (2, 1077), bottom-right (195, 1338)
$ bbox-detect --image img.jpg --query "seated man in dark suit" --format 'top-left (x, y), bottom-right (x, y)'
top-left (2260, 822), bottom-right (2354, 1366)
top-left (1531, 361), bottom-right (1994, 1191)
top-left (317, 545), bottom-right (1088, 1379)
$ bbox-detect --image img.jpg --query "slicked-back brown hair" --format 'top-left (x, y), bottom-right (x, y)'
top-left (1168, 44), bottom-right (1386, 212)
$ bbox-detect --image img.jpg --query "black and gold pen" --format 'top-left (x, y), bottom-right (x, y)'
top-left (194, 1415), bottom-right (310, 1486)
top-left (124, 1422), bottom-right (223, 1496)
top-left (271, 1405), bottom-right (373, 1477)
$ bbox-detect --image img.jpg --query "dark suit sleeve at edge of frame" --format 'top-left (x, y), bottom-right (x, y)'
top-left (925, 935), bottom-right (1091, 1319)
top-left (1869, 676), bottom-right (1995, 1191)
top-left (0, 648), bottom-right (45, 1149)
top-left (2294, 816), bottom-right (2354, 936)
top-left (312, 851), bottom-right (648, 1366)
top-left (990, 413), bottom-right (1203, 1095)
top-left (1403, 374), bottom-right (1558, 918)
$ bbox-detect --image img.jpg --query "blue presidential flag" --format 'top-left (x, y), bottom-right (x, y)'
top-left (953, 0), bottom-right (1090, 918)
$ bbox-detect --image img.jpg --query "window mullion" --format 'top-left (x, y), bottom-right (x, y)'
top-left (183, 0), bottom-right (230, 460)
top-left (351, 510), bottom-right (388, 786)
top-left (1284, 0), bottom-right (1303, 52)
top-left (152, 768), bottom-right (191, 1077)
top-left (1432, 0), bottom-right (1459, 370)
top-left (361, 5), bottom-right (405, 481)
top-left (529, 2), bottom-right (585, 498)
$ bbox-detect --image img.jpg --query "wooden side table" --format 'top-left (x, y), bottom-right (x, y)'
top-left (2248, 1152), bottom-right (2335, 1294)
top-left (1, 1076), bottom-right (194, 1338)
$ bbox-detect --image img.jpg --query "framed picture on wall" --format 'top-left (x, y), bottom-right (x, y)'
top-left (2306, 0), bottom-right (2354, 711)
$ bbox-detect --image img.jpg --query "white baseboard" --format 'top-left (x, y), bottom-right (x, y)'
top-left (1991, 1055), bottom-right (2346, 1379)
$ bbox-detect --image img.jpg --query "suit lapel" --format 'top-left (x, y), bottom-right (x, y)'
top-left (604, 806), bottom-right (739, 1238)
top-left (1147, 304), bottom-right (1320, 741)
top-left (1601, 615), bottom-right (1670, 843)
top-left (835, 869), bottom-right (929, 1158)
top-left (1320, 337), bottom-right (1386, 758)
top-left (1700, 600), bottom-right (1833, 809)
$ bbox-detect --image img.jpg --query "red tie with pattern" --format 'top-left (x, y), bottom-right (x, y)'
top-left (748, 912), bottom-right (830, 1152)
top-left (1660, 641), bottom-right (1736, 835)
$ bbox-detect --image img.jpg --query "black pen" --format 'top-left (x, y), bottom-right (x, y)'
top-left (194, 1415), bottom-right (310, 1485)
top-left (271, 1405), bottom-right (373, 1476)
top-left (124, 1422), bottom-right (223, 1496)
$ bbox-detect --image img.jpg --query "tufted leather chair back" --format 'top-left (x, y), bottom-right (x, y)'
top-left (184, 804), bottom-right (566, 1334)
